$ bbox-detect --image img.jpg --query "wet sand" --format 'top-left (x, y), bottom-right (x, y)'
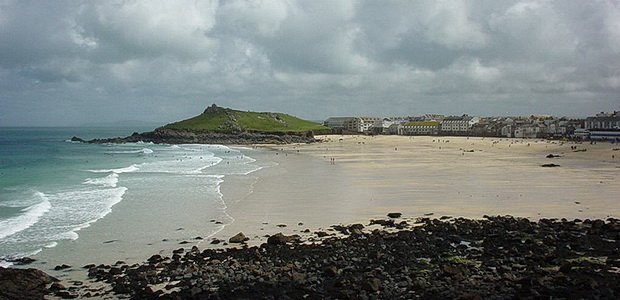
top-left (213, 135), bottom-right (620, 247)
top-left (34, 135), bottom-right (620, 287)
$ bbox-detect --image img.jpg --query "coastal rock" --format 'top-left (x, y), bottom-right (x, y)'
top-left (387, 212), bottom-right (402, 218)
top-left (7, 257), bottom-right (37, 265)
top-left (362, 278), bottom-right (382, 292)
top-left (79, 216), bottom-right (620, 299)
top-left (82, 127), bottom-right (319, 145)
top-left (228, 232), bottom-right (249, 243)
top-left (0, 267), bottom-right (58, 300)
top-left (267, 233), bottom-right (300, 245)
top-left (70, 136), bottom-right (85, 143)
top-left (54, 264), bottom-right (72, 271)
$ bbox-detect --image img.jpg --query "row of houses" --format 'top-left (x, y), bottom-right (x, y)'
top-left (323, 111), bottom-right (620, 140)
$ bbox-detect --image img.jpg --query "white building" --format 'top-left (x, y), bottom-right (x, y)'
top-left (344, 117), bottom-right (381, 133)
top-left (440, 115), bottom-right (480, 133)
top-left (399, 121), bottom-right (440, 135)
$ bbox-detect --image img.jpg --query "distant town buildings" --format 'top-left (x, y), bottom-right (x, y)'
top-left (440, 115), bottom-right (480, 135)
top-left (322, 111), bottom-right (620, 141)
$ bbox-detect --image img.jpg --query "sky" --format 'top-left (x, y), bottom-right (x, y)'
top-left (1, 0), bottom-right (619, 126)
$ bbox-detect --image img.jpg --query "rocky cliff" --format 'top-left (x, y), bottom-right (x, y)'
top-left (83, 127), bottom-right (318, 145)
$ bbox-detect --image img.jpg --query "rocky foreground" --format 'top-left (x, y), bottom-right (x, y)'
top-left (4, 216), bottom-right (620, 299)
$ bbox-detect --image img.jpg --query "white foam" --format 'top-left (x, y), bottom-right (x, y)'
top-left (90, 164), bottom-right (140, 174)
top-left (137, 156), bottom-right (223, 174)
top-left (105, 148), bottom-right (154, 154)
top-left (83, 173), bottom-right (119, 188)
top-left (40, 186), bottom-right (127, 242)
top-left (0, 192), bottom-right (51, 240)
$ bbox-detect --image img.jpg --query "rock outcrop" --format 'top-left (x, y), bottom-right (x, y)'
top-left (83, 127), bottom-right (318, 145)
top-left (81, 216), bottom-right (620, 299)
top-left (0, 267), bottom-right (58, 300)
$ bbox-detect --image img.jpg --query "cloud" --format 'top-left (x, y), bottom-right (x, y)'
top-left (0, 0), bottom-right (619, 126)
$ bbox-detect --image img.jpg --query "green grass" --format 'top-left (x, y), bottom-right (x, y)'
top-left (164, 107), bottom-right (330, 133)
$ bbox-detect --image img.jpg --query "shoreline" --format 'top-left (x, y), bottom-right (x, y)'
top-left (5, 135), bottom-right (620, 298)
top-left (10, 215), bottom-right (620, 299)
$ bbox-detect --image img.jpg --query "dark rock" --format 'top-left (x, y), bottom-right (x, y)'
top-left (228, 232), bottom-right (249, 243)
top-left (0, 267), bottom-right (58, 300)
top-left (8, 257), bottom-right (37, 265)
top-left (79, 216), bottom-right (620, 299)
top-left (55, 290), bottom-right (77, 299)
top-left (387, 212), bottom-right (402, 218)
top-left (85, 127), bottom-right (319, 145)
top-left (362, 278), bottom-right (381, 292)
top-left (267, 233), bottom-right (299, 245)
top-left (50, 282), bottom-right (66, 291)
top-left (350, 228), bottom-right (364, 235)
top-left (54, 264), bottom-right (72, 271)
top-left (315, 231), bottom-right (330, 237)
top-left (541, 163), bottom-right (561, 167)
top-left (148, 254), bottom-right (164, 264)
top-left (370, 219), bottom-right (395, 227)
top-left (443, 265), bottom-right (467, 276)
top-left (323, 266), bottom-right (339, 277)
top-left (70, 136), bottom-right (85, 143)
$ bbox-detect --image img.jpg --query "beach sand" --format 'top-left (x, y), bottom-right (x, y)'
top-left (213, 135), bottom-right (620, 247)
top-left (34, 135), bottom-right (620, 285)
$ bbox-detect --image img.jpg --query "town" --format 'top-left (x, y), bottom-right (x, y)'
top-left (323, 111), bottom-right (620, 141)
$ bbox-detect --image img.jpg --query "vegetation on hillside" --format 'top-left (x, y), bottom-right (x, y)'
top-left (164, 104), bottom-right (330, 134)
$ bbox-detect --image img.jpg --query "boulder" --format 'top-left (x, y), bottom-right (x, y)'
top-left (362, 278), bottom-right (382, 292)
top-left (53, 264), bottom-right (71, 271)
top-left (387, 212), bottom-right (402, 218)
top-left (228, 232), bottom-right (249, 243)
top-left (0, 267), bottom-right (58, 300)
top-left (267, 233), bottom-right (300, 245)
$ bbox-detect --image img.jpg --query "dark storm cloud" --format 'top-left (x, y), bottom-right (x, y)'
top-left (0, 0), bottom-right (619, 126)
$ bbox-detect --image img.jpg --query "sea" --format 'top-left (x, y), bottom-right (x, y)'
top-left (0, 127), bottom-right (264, 267)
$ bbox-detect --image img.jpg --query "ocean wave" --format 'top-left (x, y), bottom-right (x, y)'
top-left (41, 186), bottom-right (127, 242)
top-left (83, 173), bottom-right (119, 188)
top-left (90, 164), bottom-right (140, 174)
top-left (0, 192), bottom-right (51, 240)
top-left (106, 148), bottom-right (154, 154)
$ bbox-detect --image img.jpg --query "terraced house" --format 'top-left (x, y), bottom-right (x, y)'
top-left (399, 121), bottom-right (440, 135)
top-left (440, 115), bottom-right (480, 135)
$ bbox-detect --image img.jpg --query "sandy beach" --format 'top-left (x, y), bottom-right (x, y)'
top-left (8, 134), bottom-right (620, 298)
top-left (214, 135), bottom-right (620, 246)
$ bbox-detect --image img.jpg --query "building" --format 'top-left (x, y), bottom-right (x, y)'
top-left (324, 117), bottom-right (355, 129)
top-left (588, 130), bottom-right (620, 141)
top-left (514, 123), bottom-right (546, 138)
top-left (344, 117), bottom-right (381, 133)
top-left (440, 115), bottom-right (480, 134)
top-left (372, 118), bottom-right (409, 135)
top-left (585, 111), bottom-right (620, 130)
top-left (399, 121), bottom-right (440, 135)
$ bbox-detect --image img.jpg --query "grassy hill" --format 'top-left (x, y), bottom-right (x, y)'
top-left (164, 104), bottom-right (330, 134)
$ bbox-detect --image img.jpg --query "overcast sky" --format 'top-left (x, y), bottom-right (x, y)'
top-left (1, 0), bottom-right (619, 126)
